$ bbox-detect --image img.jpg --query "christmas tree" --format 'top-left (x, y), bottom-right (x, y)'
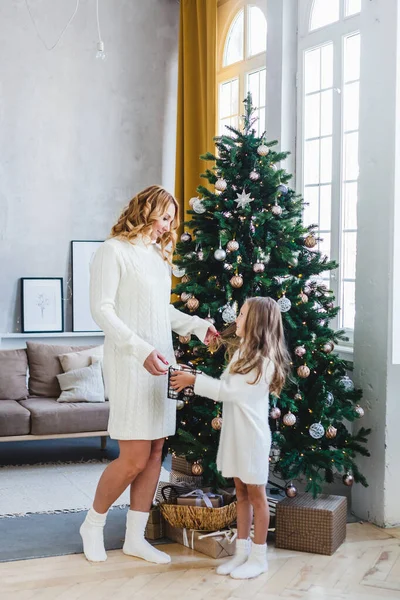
top-left (169, 94), bottom-right (370, 497)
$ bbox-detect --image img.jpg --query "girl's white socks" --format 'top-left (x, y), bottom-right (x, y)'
top-left (123, 510), bottom-right (171, 564)
top-left (216, 537), bottom-right (251, 575)
top-left (230, 541), bottom-right (268, 579)
top-left (79, 507), bottom-right (108, 562)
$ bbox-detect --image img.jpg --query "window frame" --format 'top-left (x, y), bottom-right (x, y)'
top-left (297, 0), bottom-right (361, 344)
top-left (217, 0), bottom-right (267, 137)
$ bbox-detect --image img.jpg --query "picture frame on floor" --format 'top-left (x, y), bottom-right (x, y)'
top-left (71, 240), bottom-right (104, 332)
top-left (21, 277), bottom-right (64, 333)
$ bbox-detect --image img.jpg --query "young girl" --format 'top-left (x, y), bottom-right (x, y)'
top-left (171, 297), bottom-right (290, 580)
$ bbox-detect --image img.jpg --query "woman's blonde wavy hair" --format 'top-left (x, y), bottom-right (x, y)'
top-left (210, 297), bottom-right (291, 396)
top-left (110, 185), bottom-right (180, 262)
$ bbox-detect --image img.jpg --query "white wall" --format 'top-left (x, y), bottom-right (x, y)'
top-left (0, 0), bottom-right (179, 333)
top-left (352, 0), bottom-right (400, 527)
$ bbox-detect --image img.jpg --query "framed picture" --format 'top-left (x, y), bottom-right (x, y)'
top-left (21, 278), bottom-right (64, 333)
top-left (71, 240), bottom-right (104, 332)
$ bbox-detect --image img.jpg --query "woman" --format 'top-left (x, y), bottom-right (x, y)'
top-left (80, 185), bottom-right (216, 564)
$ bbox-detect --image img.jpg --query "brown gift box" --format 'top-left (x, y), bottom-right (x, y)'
top-left (145, 522), bottom-right (164, 540)
top-left (176, 495), bottom-right (223, 508)
top-left (154, 480), bottom-right (193, 504)
top-left (275, 493), bottom-right (347, 556)
top-left (148, 505), bottom-right (163, 524)
top-left (170, 469), bottom-right (203, 488)
top-left (171, 455), bottom-right (194, 476)
top-left (165, 522), bottom-right (235, 559)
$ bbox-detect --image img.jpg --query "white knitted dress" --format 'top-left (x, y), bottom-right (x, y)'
top-left (90, 237), bottom-right (209, 440)
top-left (194, 351), bottom-right (274, 485)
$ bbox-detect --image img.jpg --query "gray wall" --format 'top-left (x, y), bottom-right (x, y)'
top-left (0, 0), bottom-right (179, 332)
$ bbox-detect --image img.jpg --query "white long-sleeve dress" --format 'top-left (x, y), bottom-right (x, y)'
top-left (89, 236), bottom-right (210, 440)
top-left (194, 351), bottom-right (274, 485)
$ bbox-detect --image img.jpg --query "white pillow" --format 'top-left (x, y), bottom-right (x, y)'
top-left (58, 345), bottom-right (104, 373)
top-left (56, 361), bottom-right (105, 403)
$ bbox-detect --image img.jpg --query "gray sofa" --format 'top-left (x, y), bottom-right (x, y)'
top-left (0, 343), bottom-right (109, 446)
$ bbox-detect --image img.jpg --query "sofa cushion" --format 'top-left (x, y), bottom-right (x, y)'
top-left (57, 362), bottom-right (105, 403)
top-left (58, 345), bottom-right (104, 373)
top-left (19, 397), bottom-right (109, 435)
top-left (0, 349), bottom-right (28, 401)
top-left (26, 343), bottom-right (93, 398)
top-left (0, 400), bottom-right (31, 436)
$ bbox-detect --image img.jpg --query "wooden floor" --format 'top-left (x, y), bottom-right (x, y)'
top-left (1, 523), bottom-right (400, 600)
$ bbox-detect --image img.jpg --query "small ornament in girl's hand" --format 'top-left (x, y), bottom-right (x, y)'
top-left (168, 365), bottom-right (196, 401)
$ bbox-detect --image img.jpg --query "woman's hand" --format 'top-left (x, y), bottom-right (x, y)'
top-left (143, 350), bottom-right (169, 375)
top-left (170, 371), bottom-right (196, 392)
top-left (204, 324), bottom-right (219, 346)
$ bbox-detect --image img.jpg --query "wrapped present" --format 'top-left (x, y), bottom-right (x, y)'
top-left (176, 489), bottom-right (223, 508)
top-left (170, 469), bottom-right (203, 488)
top-left (165, 522), bottom-right (236, 559)
top-left (275, 493), bottom-right (347, 556)
top-left (145, 522), bottom-right (164, 540)
top-left (148, 505), bottom-right (163, 524)
top-left (171, 455), bottom-right (194, 476)
top-left (154, 480), bottom-right (193, 504)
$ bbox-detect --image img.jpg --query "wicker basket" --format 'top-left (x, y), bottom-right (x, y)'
top-left (159, 485), bottom-right (237, 531)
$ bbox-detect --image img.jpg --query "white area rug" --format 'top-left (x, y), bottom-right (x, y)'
top-left (0, 461), bottom-right (170, 518)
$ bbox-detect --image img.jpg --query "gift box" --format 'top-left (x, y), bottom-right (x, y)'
top-left (154, 480), bottom-right (194, 504)
top-left (275, 493), bottom-right (347, 556)
top-left (145, 522), bottom-right (164, 540)
top-left (170, 469), bottom-right (203, 488)
top-left (165, 522), bottom-right (236, 559)
top-left (176, 489), bottom-right (223, 508)
top-left (171, 455), bottom-right (194, 475)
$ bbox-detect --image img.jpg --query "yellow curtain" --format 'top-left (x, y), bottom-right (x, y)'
top-left (175, 0), bottom-right (217, 217)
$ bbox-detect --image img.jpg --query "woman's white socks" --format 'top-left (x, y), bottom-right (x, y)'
top-left (216, 537), bottom-right (251, 575)
top-left (123, 510), bottom-right (171, 564)
top-left (230, 541), bottom-right (268, 579)
top-left (79, 507), bottom-right (108, 562)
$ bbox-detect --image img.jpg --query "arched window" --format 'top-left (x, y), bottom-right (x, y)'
top-left (218, 2), bottom-right (267, 137)
top-left (298, 0), bottom-right (361, 338)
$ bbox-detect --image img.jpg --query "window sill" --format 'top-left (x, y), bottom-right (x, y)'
top-left (335, 344), bottom-right (354, 363)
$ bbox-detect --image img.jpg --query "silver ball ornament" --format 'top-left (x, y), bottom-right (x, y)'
top-left (270, 406), bottom-right (281, 419)
top-left (343, 473), bottom-right (354, 487)
top-left (192, 198), bottom-right (206, 214)
top-left (278, 296), bottom-right (292, 312)
top-left (173, 266), bottom-right (186, 278)
top-left (181, 232), bottom-right (192, 243)
top-left (224, 262), bottom-right (233, 271)
top-left (176, 400), bottom-right (185, 410)
top-left (277, 184), bottom-right (288, 195)
top-left (285, 483), bottom-right (298, 498)
top-left (214, 248), bottom-right (227, 261)
top-left (253, 261), bottom-right (265, 273)
top-left (295, 346), bottom-right (306, 357)
top-left (339, 376), bottom-right (355, 392)
top-left (309, 422), bottom-right (325, 439)
top-left (355, 405), bottom-right (364, 418)
top-left (272, 204), bottom-right (283, 216)
top-left (325, 392), bottom-right (334, 407)
top-left (222, 305), bottom-right (236, 323)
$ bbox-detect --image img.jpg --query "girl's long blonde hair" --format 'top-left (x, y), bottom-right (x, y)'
top-left (211, 297), bottom-right (290, 395)
top-left (110, 185), bottom-right (180, 262)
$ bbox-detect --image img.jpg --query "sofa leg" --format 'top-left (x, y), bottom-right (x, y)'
top-left (100, 436), bottom-right (107, 450)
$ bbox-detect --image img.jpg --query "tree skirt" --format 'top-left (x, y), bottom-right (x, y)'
top-left (0, 460), bottom-right (170, 518)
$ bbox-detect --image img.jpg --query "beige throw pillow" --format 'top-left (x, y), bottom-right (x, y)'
top-left (56, 361), bottom-right (105, 403)
top-left (58, 346), bottom-right (104, 373)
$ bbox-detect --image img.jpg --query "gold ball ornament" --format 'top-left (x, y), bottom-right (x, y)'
top-left (295, 345), bottom-right (306, 357)
top-left (270, 406), bottom-right (281, 419)
top-left (343, 473), bottom-right (354, 487)
top-left (283, 411), bottom-right (296, 426)
top-left (253, 261), bottom-right (265, 273)
top-left (211, 417), bottom-right (223, 430)
top-left (230, 274), bottom-right (243, 289)
top-left (215, 178), bottom-right (227, 192)
top-left (297, 365), bottom-right (310, 378)
top-left (326, 425), bottom-right (337, 439)
top-left (227, 240), bottom-right (239, 252)
top-left (181, 274), bottom-right (190, 283)
top-left (354, 405), bottom-right (365, 418)
top-left (322, 341), bottom-right (335, 354)
top-left (192, 462), bottom-right (204, 476)
top-left (257, 143), bottom-right (270, 156)
top-left (304, 234), bottom-right (317, 248)
top-left (180, 292), bottom-right (192, 303)
top-left (186, 297), bottom-right (200, 311)
top-left (179, 335), bottom-right (191, 344)
top-left (299, 292), bottom-right (308, 303)
top-left (285, 483), bottom-right (298, 498)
